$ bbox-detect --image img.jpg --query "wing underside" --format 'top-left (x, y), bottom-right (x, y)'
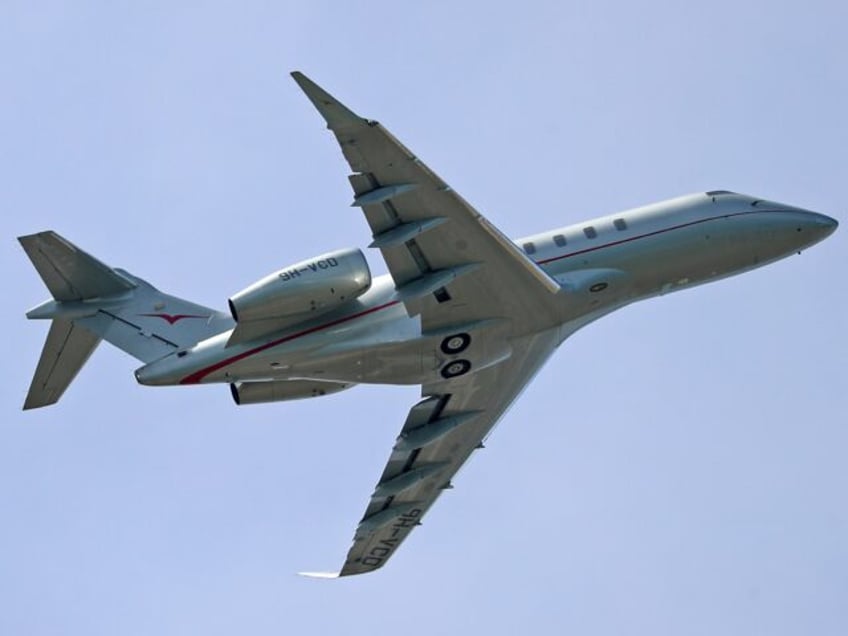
top-left (292, 72), bottom-right (567, 576)
top-left (332, 330), bottom-right (560, 576)
top-left (290, 72), bottom-right (561, 332)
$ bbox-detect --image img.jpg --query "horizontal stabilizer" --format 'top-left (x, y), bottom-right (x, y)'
top-left (18, 231), bottom-right (135, 301)
top-left (24, 319), bottom-right (100, 410)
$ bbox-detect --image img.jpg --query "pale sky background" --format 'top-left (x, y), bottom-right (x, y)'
top-left (1, 2), bottom-right (846, 634)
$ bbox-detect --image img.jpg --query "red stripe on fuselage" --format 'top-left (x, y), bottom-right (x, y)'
top-left (179, 300), bottom-right (402, 384)
top-left (181, 209), bottom-right (771, 384)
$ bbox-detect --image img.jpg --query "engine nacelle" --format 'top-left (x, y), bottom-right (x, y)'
top-left (228, 248), bottom-right (371, 322)
top-left (230, 380), bottom-right (354, 405)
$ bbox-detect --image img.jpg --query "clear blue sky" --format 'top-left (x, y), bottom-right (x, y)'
top-left (1, 2), bottom-right (845, 634)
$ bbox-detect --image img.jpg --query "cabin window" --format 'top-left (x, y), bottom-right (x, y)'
top-left (523, 242), bottom-right (536, 254)
top-left (553, 234), bottom-right (567, 247)
top-left (583, 226), bottom-right (597, 239)
top-left (613, 218), bottom-right (627, 231)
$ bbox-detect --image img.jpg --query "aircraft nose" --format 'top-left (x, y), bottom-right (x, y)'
top-left (814, 212), bottom-right (838, 232)
top-left (783, 210), bottom-right (839, 252)
top-left (803, 211), bottom-right (838, 240)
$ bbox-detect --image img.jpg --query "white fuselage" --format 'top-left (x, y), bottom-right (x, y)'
top-left (135, 191), bottom-right (837, 389)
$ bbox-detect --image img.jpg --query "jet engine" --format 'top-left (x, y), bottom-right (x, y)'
top-left (231, 380), bottom-right (354, 405)
top-left (228, 248), bottom-right (371, 322)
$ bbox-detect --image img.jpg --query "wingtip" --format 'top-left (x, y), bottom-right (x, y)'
top-left (17, 230), bottom-right (52, 245)
top-left (288, 70), bottom-right (363, 129)
top-left (297, 571), bottom-right (340, 579)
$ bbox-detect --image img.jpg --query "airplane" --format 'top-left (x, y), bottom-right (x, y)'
top-left (19, 71), bottom-right (837, 577)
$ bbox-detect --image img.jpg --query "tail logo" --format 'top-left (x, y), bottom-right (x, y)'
top-left (139, 313), bottom-right (208, 325)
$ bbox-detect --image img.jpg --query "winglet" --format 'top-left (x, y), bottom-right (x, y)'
top-left (290, 71), bottom-right (364, 129)
top-left (297, 571), bottom-right (340, 579)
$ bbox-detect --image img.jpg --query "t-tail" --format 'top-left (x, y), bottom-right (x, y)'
top-left (18, 231), bottom-right (233, 409)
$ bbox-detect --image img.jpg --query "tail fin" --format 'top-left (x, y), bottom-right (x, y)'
top-left (19, 231), bottom-right (233, 409)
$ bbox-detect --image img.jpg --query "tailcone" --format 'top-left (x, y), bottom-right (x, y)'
top-left (134, 355), bottom-right (184, 386)
top-left (797, 211), bottom-right (838, 249)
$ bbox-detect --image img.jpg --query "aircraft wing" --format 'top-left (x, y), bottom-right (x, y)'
top-left (292, 73), bottom-right (569, 576)
top-left (290, 72), bottom-right (562, 333)
top-left (302, 329), bottom-right (560, 577)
